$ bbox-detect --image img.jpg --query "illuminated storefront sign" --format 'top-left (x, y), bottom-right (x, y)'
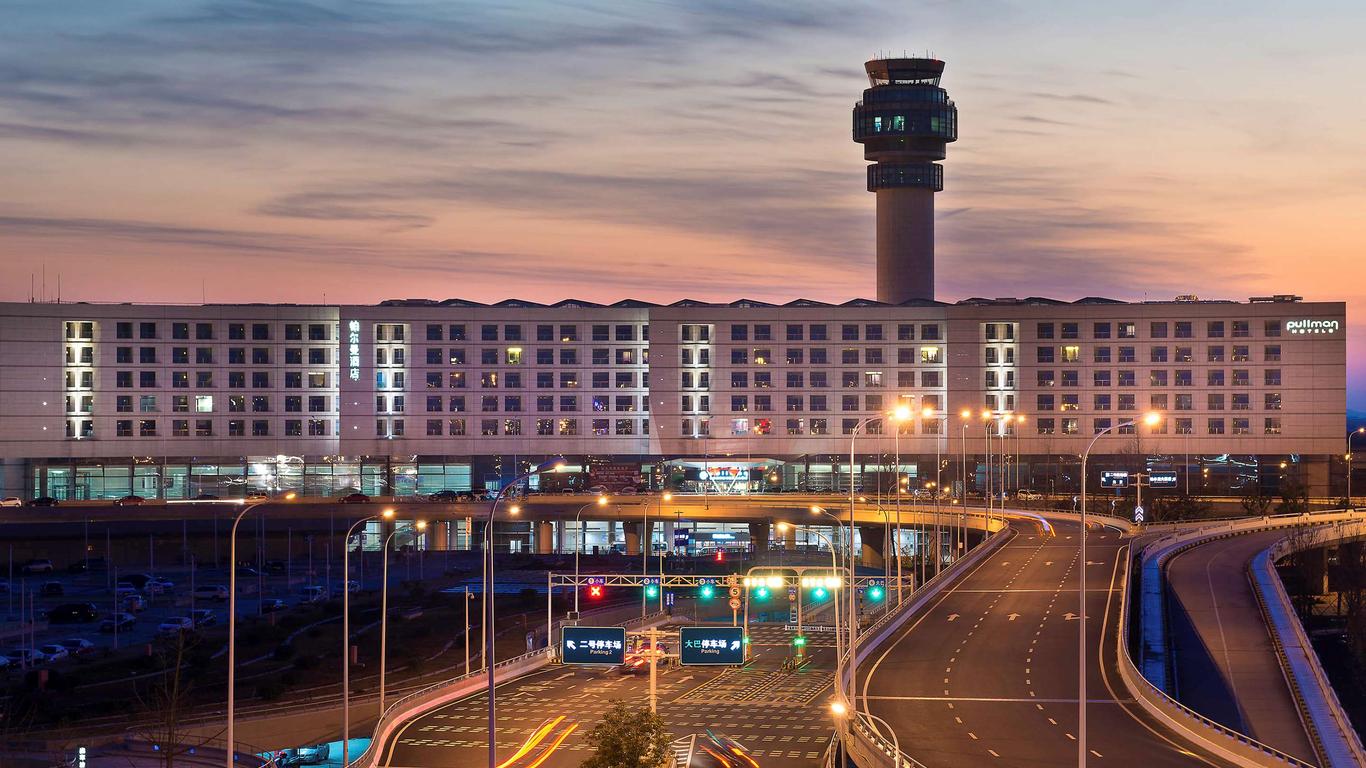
top-left (347, 320), bottom-right (361, 380)
top-left (1284, 319), bottom-right (1340, 335)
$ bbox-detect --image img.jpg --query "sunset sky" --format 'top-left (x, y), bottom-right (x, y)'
top-left (2, 1), bottom-right (1362, 410)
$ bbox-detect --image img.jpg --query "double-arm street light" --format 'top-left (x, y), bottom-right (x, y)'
top-left (1078, 411), bottom-right (1161, 768)
top-left (484, 457), bottom-right (565, 768)
top-left (226, 492), bottom-right (296, 768)
top-left (380, 519), bottom-right (427, 713)
top-left (776, 522), bottom-right (843, 663)
top-left (341, 507), bottom-right (395, 766)
top-left (572, 495), bottom-right (609, 615)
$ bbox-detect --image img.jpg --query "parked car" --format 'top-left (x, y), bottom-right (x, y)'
top-left (36, 644), bottom-right (70, 663)
top-left (339, 492), bottom-right (370, 504)
top-left (616, 486), bottom-right (639, 495)
top-left (297, 586), bottom-right (326, 603)
top-left (144, 578), bottom-right (175, 595)
top-left (157, 617), bottom-right (194, 636)
top-left (190, 609), bottom-right (217, 628)
top-left (259, 598), bottom-right (287, 613)
top-left (427, 489), bottom-right (461, 502)
top-left (30, 496), bottom-right (59, 507)
top-left (114, 583), bottom-right (140, 601)
top-left (586, 485), bottom-right (609, 495)
top-left (194, 493), bottom-right (221, 500)
top-left (46, 603), bottom-right (100, 624)
top-left (119, 573), bottom-right (154, 590)
top-left (264, 560), bottom-right (286, 574)
top-left (67, 557), bottom-right (108, 573)
top-left (122, 594), bottom-right (147, 613)
top-left (3, 648), bottom-right (45, 667)
top-left (234, 566), bottom-right (259, 578)
top-left (20, 559), bottom-right (54, 574)
top-left (192, 584), bottom-right (229, 601)
top-left (40, 581), bottom-right (64, 597)
top-left (59, 638), bottom-right (96, 656)
top-left (0, 656), bottom-right (9, 671)
top-left (99, 613), bottom-right (136, 633)
top-left (288, 743), bottom-right (330, 765)
top-left (114, 495), bottom-right (145, 506)
top-left (0, 497), bottom-right (22, 507)
top-left (1016, 489), bottom-right (1044, 501)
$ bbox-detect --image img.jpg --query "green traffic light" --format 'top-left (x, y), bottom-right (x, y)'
top-left (867, 585), bottom-right (885, 602)
top-left (700, 584), bottom-right (715, 599)
top-left (812, 587), bottom-right (828, 600)
top-left (645, 584), bottom-right (659, 598)
top-left (793, 635), bottom-right (807, 647)
top-left (755, 586), bottom-right (770, 600)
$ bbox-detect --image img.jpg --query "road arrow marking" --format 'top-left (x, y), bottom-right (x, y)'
top-left (947, 614), bottom-right (960, 622)
top-left (1064, 613), bottom-right (1080, 621)
top-left (1085, 561), bottom-right (1105, 566)
top-left (1044, 561), bottom-right (1054, 566)
top-left (1007, 613), bottom-right (1021, 621)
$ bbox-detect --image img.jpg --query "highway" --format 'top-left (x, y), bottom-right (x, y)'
top-left (1165, 529), bottom-right (1319, 763)
top-left (376, 622), bottom-right (841, 768)
top-left (857, 519), bottom-right (1239, 767)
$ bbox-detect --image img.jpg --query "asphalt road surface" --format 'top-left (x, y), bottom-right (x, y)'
top-left (377, 623), bottom-right (842, 768)
top-left (857, 520), bottom-right (1240, 768)
top-left (1165, 528), bottom-right (1318, 763)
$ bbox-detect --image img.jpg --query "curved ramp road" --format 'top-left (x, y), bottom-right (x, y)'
top-left (858, 520), bottom-right (1237, 767)
top-left (1165, 529), bottom-right (1319, 764)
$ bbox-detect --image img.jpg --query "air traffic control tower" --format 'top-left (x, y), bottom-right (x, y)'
top-left (853, 58), bottom-right (957, 304)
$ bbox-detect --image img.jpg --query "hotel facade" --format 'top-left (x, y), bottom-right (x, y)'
top-left (0, 293), bottom-right (1347, 501)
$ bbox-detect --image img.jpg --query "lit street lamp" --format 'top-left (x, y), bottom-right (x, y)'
top-left (776, 522), bottom-right (842, 662)
top-left (226, 492), bottom-right (296, 768)
top-left (573, 495), bottom-right (609, 615)
top-left (1348, 427), bottom-right (1365, 508)
top-left (342, 507), bottom-right (395, 766)
top-left (380, 519), bottom-right (426, 713)
top-left (1078, 412), bottom-right (1161, 768)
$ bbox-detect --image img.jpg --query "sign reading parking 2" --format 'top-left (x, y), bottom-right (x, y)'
top-left (561, 626), bottom-right (626, 665)
top-left (679, 626), bottom-right (745, 666)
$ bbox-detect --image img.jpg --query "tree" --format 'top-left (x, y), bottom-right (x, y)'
top-left (1277, 475), bottom-right (1311, 516)
top-left (128, 631), bottom-right (209, 768)
top-left (580, 700), bottom-right (671, 768)
top-left (1241, 487), bottom-right (1273, 517)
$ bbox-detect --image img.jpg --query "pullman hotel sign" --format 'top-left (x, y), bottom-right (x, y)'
top-left (1285, 319), bottom-right (1340, 335)
top-left (347, 320), bottom-right (361, 380)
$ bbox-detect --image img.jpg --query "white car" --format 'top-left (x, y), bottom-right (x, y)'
top-left (1016, 490), bottom-right (1044, 501)
top-left (0, 497), bottom-right (22, 507)
top-left (157, 617), bottom-right (194, 635)
top-left (192, 584), bottom-right (229, 600)
top-left (37, 644), bottom-right (70, 663)
top-left (3, 648), bottom-right (44, 666)
top-left (144, 578), bottom-right (175, 595)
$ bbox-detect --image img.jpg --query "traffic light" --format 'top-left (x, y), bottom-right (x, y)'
top-left (699, 584), bottom-right (715, 600)
top-left (645, 584), bottom-right (659, 599)
top-left (792, 635), bottom-right (807, 648)
top-left (587, 584), bottom-right (604, 600)
top-left (755, 586), bottom-right (770, 600)
top-left (812, 586), bottom-right (828, 601)
top-left (714, 550), bottom-right (724, 562)
top-left (866, 585), bottom-right (885, 602)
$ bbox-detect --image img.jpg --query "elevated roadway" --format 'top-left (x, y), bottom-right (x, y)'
top-left (856, 518), bottom-right (1239, 767)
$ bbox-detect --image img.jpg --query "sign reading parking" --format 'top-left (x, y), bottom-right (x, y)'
top-left (679, 626), bottom-right (745, 666)
top-left (1099, 471), bottom-right (1130, 488)
top-left (561, 626), bottom-right (626, 665)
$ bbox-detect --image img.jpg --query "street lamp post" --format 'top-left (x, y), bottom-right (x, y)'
top-left (484, 458), bottom-right (564, 768)
top-left (777, 523), bottom-right (843, 663)
top-left (1348, 427), bottom-right (1365, 508)
top-left (226, 493), bottom-right (294, 768)
top-left (573, 495), bottom-right (609, 615)
top-left (1078, 412), bottom-right (1161, 768)
top-left (342, 507), bottom-right (394, 767)
top-left (959, 410), bottom-right (971, 562)
top-left (380, 519), bottom-right (426, 714)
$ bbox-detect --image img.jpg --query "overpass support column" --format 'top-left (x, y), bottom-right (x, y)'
top-left (624, 523), bottom-right (643, 556)
top-left (471, 519), bottom-right (488, 551)
top-left (535, 520), bottom-right (554, 555)
top-left (429, 522), bottom-right (450, 551)
top-left (858, 525), bottom-right (885, 569)
top-left (748, 522), bottom-right (771, 554)
top-left (782, 523), bottom-right (797, 551)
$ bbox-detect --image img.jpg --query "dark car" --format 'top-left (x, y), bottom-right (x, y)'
top-left (114, 495), bottom-right (145, 507)
top-left (31, 496), bottom-right (60, 507)
top-left (99, 612), bottom-right (136, 633)
top-left (339, 493), bottom-right (370, 504)
top-left (428, 489), bottom-right (461, 502)
top-left (119, 573), bottom-right (155, 590)
top-left (40, 581), bottom-right (64, 597)
top-left (259, 598), bottom-right (287, 613)
top-left (67, 557), bottom-right (108, 573)
top-left (194, 493), bottom-right (220, 501)
top-left (264, 559), bottom-right (286, 574)
top-left (46, 603), bottom-right (99, 624)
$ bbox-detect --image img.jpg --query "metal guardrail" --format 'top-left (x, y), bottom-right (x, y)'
top-left (1251, 520), bottom-right (1366, 767)
top-left (1114, 515), bottom-right (1366, 767)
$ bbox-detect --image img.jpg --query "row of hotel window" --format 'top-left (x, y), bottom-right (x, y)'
top-left (691, 391), bottom-right (1285, 415)
top-left (383, 395), bottom-right (647, 413)
top-left (696, 394), bottom-right (945, 413)
top-left (1038, 344), bottom-right (1281, 364)
top-left (694, 346), bottom-right (944, 366)
top-left (65, 394), bottom-right (332, 414)
top-left (718, 370), bottom-right (944, 388)
top-left (63, 322), bottom-right (334, 341)
top-left (64, 419), bottom-right (332, 438)
top-left (1034, 320), bottom-right (1283, 340)
top-left (676, 416), bottom-right (1287, 438)
top-left (1037, 369), bottom-right (1283, 387)
top-left (379, 418), bottom-right (649, 437)
top-left (399, 323), bottom-right (647, 342)
top-left (74, 371), bottom-right (332, 389)
top-left (699, 323), bottom-right (943, 342)
top-left (378, 347), bottom-right (648, 367)
top-left (63, 346), bottom-right (334, 366)
top-left (1038, 393), bottom-right (1283, 411)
